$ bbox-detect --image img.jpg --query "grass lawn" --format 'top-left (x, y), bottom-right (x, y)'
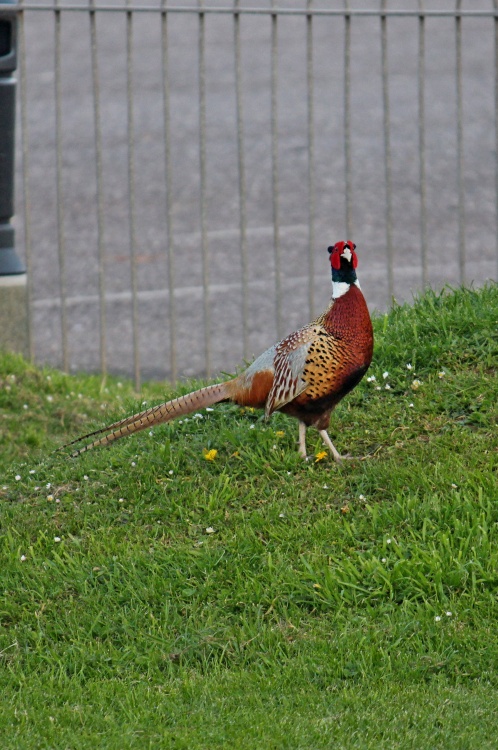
top-left (1, 284), bottom-right (497, 749)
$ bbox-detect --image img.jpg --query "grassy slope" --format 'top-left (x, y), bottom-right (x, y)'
top-left (0, 284), bottom-right (497, 749)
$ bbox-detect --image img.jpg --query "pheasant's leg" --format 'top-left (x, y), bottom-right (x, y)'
top-left (318, 430), bottom-right (343, 463)
top-left (298, 421), bottom-right (307, 458)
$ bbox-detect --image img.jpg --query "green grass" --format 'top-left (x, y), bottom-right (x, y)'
top-left (1, 284), bottom-right (497, 749)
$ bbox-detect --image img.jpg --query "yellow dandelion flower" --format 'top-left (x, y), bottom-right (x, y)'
top-left (275, 430), bottom-right (285, 438)
top-left (203, 448), bottom-right (218, 461)
top-left (315, 451), bottom-right (327, 462)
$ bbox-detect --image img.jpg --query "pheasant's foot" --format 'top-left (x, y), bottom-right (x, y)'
top-left (298, 421), bottom-right (307, 458)
top-left (318, 430), bottom-right (343, 463)
top-left (299, 426), bottom-right (357, 463)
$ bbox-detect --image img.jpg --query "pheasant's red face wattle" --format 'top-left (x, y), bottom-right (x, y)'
top-left (328, 240), bottom-right (358, 270)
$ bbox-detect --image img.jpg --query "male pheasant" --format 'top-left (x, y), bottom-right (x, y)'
top-left (65, 241), bottom-right (373, 461)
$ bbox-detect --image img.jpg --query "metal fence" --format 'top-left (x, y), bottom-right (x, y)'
top-left (14, 0), bottom-right (498, 386)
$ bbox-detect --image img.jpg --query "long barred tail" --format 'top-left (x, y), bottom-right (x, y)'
top-left (63, 381), bottom-right (232, 457)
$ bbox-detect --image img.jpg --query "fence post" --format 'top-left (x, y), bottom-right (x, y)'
top-left (0, 0), bottom-right (28, 358)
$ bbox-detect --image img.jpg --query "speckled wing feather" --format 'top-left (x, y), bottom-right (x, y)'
top-left (264, 324), bottom-right (324, 417)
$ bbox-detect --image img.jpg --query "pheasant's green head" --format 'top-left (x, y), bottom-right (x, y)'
top-left (328, 240), bottom-right (358, 285)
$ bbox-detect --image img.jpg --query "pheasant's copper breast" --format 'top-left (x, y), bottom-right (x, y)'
top-left (284, 284), bottom-right (373, 422)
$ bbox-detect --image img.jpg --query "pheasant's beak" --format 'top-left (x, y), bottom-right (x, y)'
top-left (341, 247), bottom-right (352, 263)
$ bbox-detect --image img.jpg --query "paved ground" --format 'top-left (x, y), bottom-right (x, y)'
top-left (12, 0), bottom-right (497, 381)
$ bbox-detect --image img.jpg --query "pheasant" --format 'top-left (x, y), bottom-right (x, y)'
top-left (65, 241), bottom-right (373, 462)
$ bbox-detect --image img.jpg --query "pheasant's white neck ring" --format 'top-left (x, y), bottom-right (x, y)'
top-left (332, 279), bottom-right (361, 299)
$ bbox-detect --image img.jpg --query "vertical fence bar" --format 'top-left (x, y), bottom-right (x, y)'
top-left (306, 0), bottom-right (315, 318)
top-left (198, 0), bottom-right (211, 376)
top-left (418, 0), bottom-right (428, 288)
top-left (18, 6), bottom-right (33, 360)
top-left (234, 0), bottom-right (249, 360)
top-left (495, 0), bottom-right (498, 280)
top-left (89, 0), bottom-right (107, 378)
top-left (54, 2), bottom-right (69, 371)
top-left (161, 1), bottom-right (177, 382)
top-left (126, 3), bottom-right (141, 389)
top-left (455, 0), bottom-right (465, 285)
top-left (381, 0), bottom-right (394, 300)
top-left (344, 0), bottom-right (353, 239)
top-left (271, 0), bottom-right (282, 338)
